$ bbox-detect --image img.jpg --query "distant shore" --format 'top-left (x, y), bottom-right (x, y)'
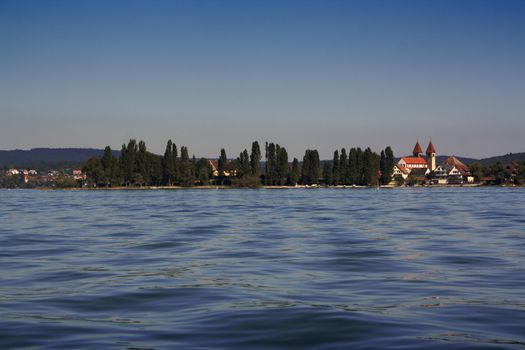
top-left (31, 183), bottom-right (517, 191)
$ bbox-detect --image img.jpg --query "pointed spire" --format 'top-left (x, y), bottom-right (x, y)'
top-left (426, 139), bottom-right (436, 154)
top-left (412, 139), bottom-right (423, 157)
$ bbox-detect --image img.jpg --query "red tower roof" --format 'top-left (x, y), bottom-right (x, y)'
top-left (412, 141), bottom-right (423, 156)
top-left (426, 140), bottom-right (436, 154)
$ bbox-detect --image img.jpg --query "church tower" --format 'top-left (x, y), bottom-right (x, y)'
top-left (412, 140), bottom-right (423, 157)
top-left (426, 140), bottom-right (436, 171)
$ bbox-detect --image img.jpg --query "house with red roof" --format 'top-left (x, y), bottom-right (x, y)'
top-left (434, 156), bottom-right (474, 184)
top-left (209, 159), bottom-right (237, 177)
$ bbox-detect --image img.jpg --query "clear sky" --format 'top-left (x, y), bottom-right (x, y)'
top-left (1, 0), bottom-right (524, 159)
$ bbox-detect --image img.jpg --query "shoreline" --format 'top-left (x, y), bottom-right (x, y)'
top-left (29, 183), bottom-right (525, 191)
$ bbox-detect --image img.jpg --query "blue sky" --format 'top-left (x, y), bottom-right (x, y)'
top-left (0, 0), bottom-right (524, 159)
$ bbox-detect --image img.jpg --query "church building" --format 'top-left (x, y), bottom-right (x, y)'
top-left (393, 140), bottom-right (436, 179)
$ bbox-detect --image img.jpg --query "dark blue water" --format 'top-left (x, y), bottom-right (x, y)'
top-left (1, 188), bottom-right (524, 349)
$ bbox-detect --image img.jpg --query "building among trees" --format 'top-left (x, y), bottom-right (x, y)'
top-left (393, 140), bottom-right (475, 185)
top-left (433, 156), bottom-right (474, 184)
top-left (209, 159), bottom-right (236, 177)
top-left (393, 140), bottom-right (436, 180)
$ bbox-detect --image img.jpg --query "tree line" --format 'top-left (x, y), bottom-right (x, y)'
top-left (469, 161), bottom-right (525, 185)
top-left (82, 139), bottom-right (213, 187)
top-left (82, 139), bottom-right (395, 187)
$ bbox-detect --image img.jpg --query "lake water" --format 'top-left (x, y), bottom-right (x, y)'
top-left (1, 188), bottom-right (524, 349)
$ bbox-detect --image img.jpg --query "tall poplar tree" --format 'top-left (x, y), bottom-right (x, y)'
top-left (380, 150), bottom-right (388, 185)
top-left (218, 148), bottom-right (228, 176)
top-left (355, 147), bottom-right (364, 185)
top-left (379, 147), bottom-right (394, 185)
top-left (301, 150), bottom-right (311, 185)
top-left (362, 147), bottom-right (380, 186)
top-left (332, 150), bottom-right (340, 186)
top-left (137, 140), bottom-right (148, 185)
top-left (179, 146), bottom-right (194, 186)
top-left (265, 142), bottom-right (276, 185)
top-left (290, 158), bottom-right (300, 185)
top-left (120, 139), bottom-right (138, 186)
top-left (276, 145), bottom-right (289, 185)
top-left (301, 149), bottom-right (320, 185)
top-left (237, 149), bottom-right (251, 178)
top-left (340, 148), bottom-right (348, 185)
top-left (311, 150), bottom-right (320, 184)
top-left (172, 143), bottom-right (179, 183)
top-left (322, 162), bottom-right (332, 185)
top-left (348, 148), bottom-right (358, 185)
top-left (141, 151), bottom-right (161, 186)
top-left (101, 146), bottom-right (113, 186)
top-left (163, 140), bottom-right (175, 185)
top-left (385, 146), bottom-right (394, 182)
top-left (250, 141), bottom-right (261, 177)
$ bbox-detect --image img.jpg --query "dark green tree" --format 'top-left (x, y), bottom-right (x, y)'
top-left (289, 158), bottom-right (300, 185)
top-left (265, 142), bottom-right (276, 185)
top-left (362, 147), bottom-right (380, 186)
top-left (516, 162), bottom-right (525, 185)
top-left (120, 139), bottom-right (138, 186)
top-left (162, 140), bottom-right (175, 185)
top-left (189, 150), bottom-right (196, 184)
top-left (322, 161), bottom-right (332, 185)
top-left (379, 146), bottom-right (394, 185)
top-left (250, 141), bottom-right (261, 177)
top-left (348, 148), bottom-right (358, 185)
top-left (136, 140), bottom-right (148, 186)
top-left (196, 158), bottom-right (212, 184)
top-left (172, 143), bottom-right (179, 183)
top-left (119, 144), bottom-right (127, 185)
top-left (179, 146), bottom-right (194, 186)
top-left (385, 146), bottom-right (394, 173)
top-left (82, 157), bottom-right (105, 187)
top-left (491, 161), bottom-right (506, 184)
top-left (276, 145), bottom-right (289, 185)
top-left (301, 151), bottom-right (311, 185)
top-left (218, 148), bottom-right (228, 177)
top-left (101, 146), bottom-right (112, 181)
top-left (340, 148), bottom-right (349, 185)
top-left (311, 150), bottom-right (320, 184)
top-left (351, 147), bottom-right (364, 185)
top-left (147, 153), bottom-right (163, 186)
top-left (301, 149), bottom-right (320, 185)
top-left (331, 150), bottom-right (340, 185)
top-left (110, 154), bottom-right (120, 186)
top-left (469, 163), bottom-right (484, 182)
top-left (379, 150), bottom-right (388, 185)
top-left (101, 146), bottom-right (115, 186)
top-left (237, 149), bottom-right (251, 178)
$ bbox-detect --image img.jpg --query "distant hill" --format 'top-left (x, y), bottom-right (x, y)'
top-left (475, 152), bottom-right (525, 166)
top-left (436, 153), bottom-right (525, 165)
top-left (0, 148), bottom-right (120, 170)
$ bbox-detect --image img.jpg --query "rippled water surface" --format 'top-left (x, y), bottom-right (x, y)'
top-left (1, 188), bottom-right (524, 349)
